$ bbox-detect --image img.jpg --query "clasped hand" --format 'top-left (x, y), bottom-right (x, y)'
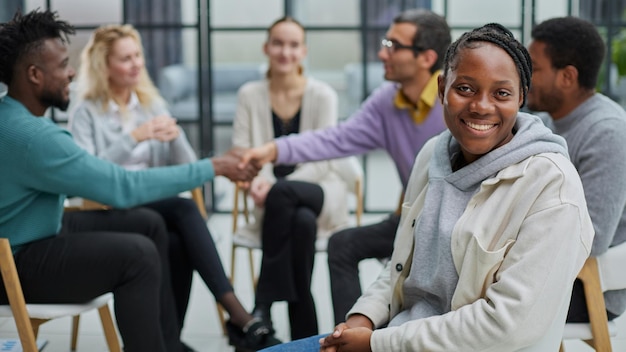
top-left (132, 115), bottom-right (180, 142)
top-left (211, 148), bottom-right (261, 183)
top-left (319, 315), bottom-right (373, 352)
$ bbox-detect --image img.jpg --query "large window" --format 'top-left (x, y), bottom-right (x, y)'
top-left (3, 0), bottom-right (622, 212)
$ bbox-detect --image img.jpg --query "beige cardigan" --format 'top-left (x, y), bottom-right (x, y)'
top-left (232, 78), bottom-right (350, 238)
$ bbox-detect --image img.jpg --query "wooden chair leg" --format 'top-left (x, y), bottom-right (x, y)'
top-left (578, 257), bottom-right (612, 352)
top-left (16, 318), bottom-right (39, 352)
top-left (30, 318), bottom-right (47, 338)
top-left (230, 245), bottom-right (237, 285)
top-left (98, 304), bottom-right (121, 352)
top-left (247, 248), bottom-right (257, 290)
top-left (559, 341), bottom-right (565, 352)
top-left (583, 339), bottom-right (597, 349)
top-left (71, 315), bottom-right (80, 350)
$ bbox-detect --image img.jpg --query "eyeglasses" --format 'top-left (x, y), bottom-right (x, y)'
top-left (380, 38), bottom-right (425, 55)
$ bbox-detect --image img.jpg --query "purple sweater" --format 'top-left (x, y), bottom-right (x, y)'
top-left (275, 82), bottom-right (446, 188)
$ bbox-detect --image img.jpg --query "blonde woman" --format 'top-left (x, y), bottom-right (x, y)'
top-left (69, 24), bottom-right (280, 351)
top-left (232, 17), bottom-right (350, 341)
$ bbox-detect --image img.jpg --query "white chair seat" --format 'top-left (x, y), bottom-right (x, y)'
top-left (233, 231), bottom-right (331, 253)
top-left (233, 231), bottom-right (261, 249)
top-left (562, 321), bottom-right (618, 341)
top-left (0, 293), bottom-right (113, 320)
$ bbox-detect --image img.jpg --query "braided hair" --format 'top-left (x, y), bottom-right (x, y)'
top-left (443, 23), bottom-right (532, 107)
top-left (0, 9), bottom-right (74, 85)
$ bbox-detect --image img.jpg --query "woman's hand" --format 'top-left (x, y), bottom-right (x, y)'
top-left (239, 142), bottom-right (278, 170)
top-left (249, 176), bottom-right (272, 207)
top-left (320, 314), bottom-right (374, 352)
top-left (320, 324), bottom-right (373, 352)
top-left (131, 115), bottom-right (179, 142)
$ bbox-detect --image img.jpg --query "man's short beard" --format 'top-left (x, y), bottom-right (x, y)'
top-left (40, 93), bottom-right (70, 111)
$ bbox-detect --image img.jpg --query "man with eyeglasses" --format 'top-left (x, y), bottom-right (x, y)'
top-left (241, 8), bottom-right (451, 326)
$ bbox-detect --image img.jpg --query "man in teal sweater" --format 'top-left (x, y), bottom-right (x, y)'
top-left (0, 10), bottom-right (257, 352)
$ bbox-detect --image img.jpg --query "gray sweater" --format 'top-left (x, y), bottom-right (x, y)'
top-left (68, 98), bottom-right (197, 167)
top-left (551, 93), bottom-right (626, 316)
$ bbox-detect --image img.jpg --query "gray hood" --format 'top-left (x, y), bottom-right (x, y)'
top-left (431, 112), bottom-right (569, 191)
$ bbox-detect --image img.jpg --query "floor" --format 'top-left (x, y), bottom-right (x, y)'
top-left (0, 151), bottom-right (624, 351)
top-left (1, 211), bottom-right (625, 351)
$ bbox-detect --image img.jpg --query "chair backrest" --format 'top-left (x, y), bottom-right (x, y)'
top-left (329, 156), bottom-right (363, 195)
top-left (598, 241), bottom-right (626, 291)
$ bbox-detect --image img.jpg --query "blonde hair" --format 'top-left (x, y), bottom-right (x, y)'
top-left (77, 24), bottom-right (163, 111)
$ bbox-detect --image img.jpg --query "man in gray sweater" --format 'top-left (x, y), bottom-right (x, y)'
top-left (528, 16), bottom-right (626, 322)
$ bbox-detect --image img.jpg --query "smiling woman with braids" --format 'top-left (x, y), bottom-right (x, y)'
top-left (258, 23), bottom-right (594, 352)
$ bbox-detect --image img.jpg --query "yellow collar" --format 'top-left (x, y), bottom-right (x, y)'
top-left (394, 70), bottom-right (441, 124)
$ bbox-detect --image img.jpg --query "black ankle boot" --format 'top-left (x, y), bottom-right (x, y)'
top-left (226, 319), bottom-right (282, 352)
top-left (252, 304), bottom-right (273, 332)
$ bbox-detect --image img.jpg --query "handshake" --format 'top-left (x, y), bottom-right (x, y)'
top-left (211, 142), bottom-right (278, 182)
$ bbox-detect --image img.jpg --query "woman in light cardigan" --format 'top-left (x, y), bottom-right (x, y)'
top-left (69, 24), bottom-right (280, 352)
top-left (232, 17), bottom-right (350, 340)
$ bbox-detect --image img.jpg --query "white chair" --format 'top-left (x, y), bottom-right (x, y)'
top-left (0, 238), bottom-right (121, 352)
top-left (561, 241), bottom-right (626, 351)
top-left (230, 156), bottom-right (364, 289)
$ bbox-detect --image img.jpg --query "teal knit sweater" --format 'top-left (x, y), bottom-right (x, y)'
top-left (0, 96), bottom-right (214, 251)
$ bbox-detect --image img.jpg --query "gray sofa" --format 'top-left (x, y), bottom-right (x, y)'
top-left (157, 63), bottom-right (264, 124)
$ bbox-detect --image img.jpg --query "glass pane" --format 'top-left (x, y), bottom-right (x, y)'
top-left (210, 31), bottom-right (266, 124)
top-left (535, 0), bottom-right (569, 23)
top-left (1, 0), bottom-right (22, 21)
top-left (125, 0), bottom-right (197, 26)
top-left (446, 0), bottom-right (521, 28)
top-left (293, 0), bottom-right (359, 26)
top-left (50, 0), bottom-right (122, 26)
top-left (51, 29), bottom-right (96, 123)
top-left (211, 0), bottom-right (283, 27)
top-left (153, 28), bottom-right (199, 115)
top-left (131, 28), bottom-right (188, 78)
top-left (365, 150), bottom-right (402, 212)
top-left (181, 0), bottom-right (199, 26)
top-left (364, 0), bottom-right (433, 28)
top-left (579, 0), bottom-right (626, 23)
top-left (306, 31), bottom-right (361, 119)
top-left (23, 0), bottom-right (48, 11)
top-left (212, 31), bottom-right (266, 63)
